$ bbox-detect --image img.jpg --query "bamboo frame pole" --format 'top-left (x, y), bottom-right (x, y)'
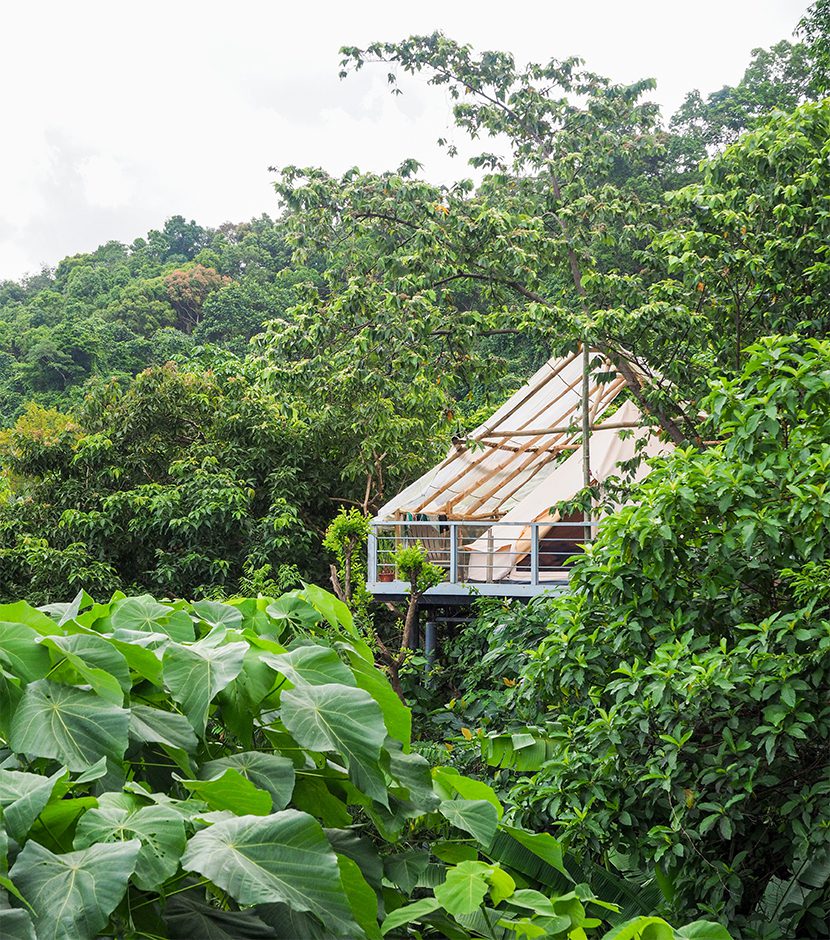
top-left (411, 357), bottom-right (587, 515)
top-left (461, 373), bottom-right (616, 517)
top-left (469, 349), bottom-right (581, 442)
top-left (389, 356), bottom-right (580, 509)
top-left (478, 418), bottom-right (635, 438)
top-left (442, 366), bottom-right (596, 510)
top-left (488, 377), bottom-right (629, 513)
top-left (494, 378), bottom-right (639, 512)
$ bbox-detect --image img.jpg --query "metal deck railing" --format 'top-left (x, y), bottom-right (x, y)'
top-left (367, 519), bottom-right (592, 593)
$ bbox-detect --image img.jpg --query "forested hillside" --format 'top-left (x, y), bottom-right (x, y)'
top-left (1, 4), bottom-right (830, 937)
top-left (0, 27), bottom-right (822, 600)
top-left (0, 215), bottom-right (307, 422)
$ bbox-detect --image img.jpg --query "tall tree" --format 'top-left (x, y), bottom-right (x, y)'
top-left (670, 39), bottom-right (816, 170)
top-left (271, 34), bottom-right (692, 467)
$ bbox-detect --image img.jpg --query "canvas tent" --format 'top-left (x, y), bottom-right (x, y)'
top-left (373, 347), bottom-right (671, 584)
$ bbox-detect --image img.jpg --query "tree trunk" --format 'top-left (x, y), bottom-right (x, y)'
top-left (401, 591), bottom-right (420, 651)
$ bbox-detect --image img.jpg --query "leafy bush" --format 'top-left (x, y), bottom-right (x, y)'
top-left (490, 338), bottom-right (830, 937)
top-left (399, 597), bottom-right (552, 766)
top-left (0, 584), bottom-right (725, 939)
top-left (0, 364), bottom-right (326, 602)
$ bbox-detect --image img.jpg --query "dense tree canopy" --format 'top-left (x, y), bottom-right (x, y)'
top-left (0, 362), bottom-right (321, 602)
top-left (0, 10), bottom-right (827, 939)
top-left (0, 216), bottom-right (301, 424)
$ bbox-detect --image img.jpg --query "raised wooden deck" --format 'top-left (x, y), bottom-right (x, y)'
top-left (368, 519), bottom-right (589, 604)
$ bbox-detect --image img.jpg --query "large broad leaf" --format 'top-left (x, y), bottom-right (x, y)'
top-left (110, 594), bottom-right (194, 640)
top-left (255, 902), bottom-right (332, 939)
top-left (199, 752), bottom-right (295, 811)
top-left (98, 633), bottom-right (163, 686)
top-left (439, 799), bottom-right (499, 848)
top-left (298, 584), bottom-right (374, 660)
top-left (280, 683), bottom-right (389, 805)
top-left (74, 802), bottom-right (186, 893)
top-left (166, 890), bottom-right (275, 939)
top-left (36, 636), bottom-right (125, 705)
top-left (507, 888), bottom-right (558, 917)
top-left (191, 600), bottom-right (243, 631)
top-left (28, 797), bottom-right (98, 854)
top-left (263, 644), bottom-right (356, 687)
top-left (500, 826), bottom-right (569, 879)
top-left (381, 898), bottom-right (441, 936)
top-left (387, 741), bottom-right (440, 813)
top-left (327, 829), bottom-right (384, 890)
top-left (0, 602), bottom-right (56, 636)
top-left (0, 908), bottom-right (37, 940)
top-left (179, 768), bottom-right (272, 816)
top-left (384, 850), bottom-right (430, 893)
top-left (291, 775), bottom-right (353, 828)
top-left (181, 810), bottom-right (359, 937)
top-left (162, 631), bottom-right (247, 732)
top-left (0, 667), bottom-right (23, 738)
top-left (0, 623), bottom-right (51, 682)
top-left (337, 854), bottom-right (382, 940)
top-left (265, 593), bottom-right (323, 631)
top-left (44, 634), bottom-right (130, 692)
top-left (9, 680), bottom-right (129, 772)
top-left (434, 860), bottom-right (492, 916)
top-left (0, 767), bottom-right (65, 842)
top-left (128, 704), bottom-right (199, 753)
top-left (216, 649), bottom-right (279, 747)
top-left (602, 916), bottom-right (675, 940)
top-left (39, 588), bottom-right (93, 627)
top-left (228, 597), bottom-right (276, 636)
top-left (347, 651), bottom-right (411, 748)
top-left (674, 923), bottom-right (733, 940)
top-left (434, 767), bottom-right (503, 818)
top-left (298, 583), bottom-right (354, 632)
top-left (9, 838), bottom-right (140, 940)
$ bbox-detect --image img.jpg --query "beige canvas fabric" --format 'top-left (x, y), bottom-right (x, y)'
top-left (464, 401), bottom-right (671, 581)
top-left (375, 349), bottom-right (626, 521)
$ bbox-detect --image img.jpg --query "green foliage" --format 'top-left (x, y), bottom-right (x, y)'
top-left (0, 585), bottom-right (716, 940)
top-left (670, 39), bottom-right (818, 166)
top-left (395, 542), bottom-right (445, 594)
top-left (325, 508), bottom-right (374, 623)
top-left (163, 263), bottom-right (230, 333)
top-left (0, 216), bottom-right (303, 425)
top-left (646, 99), bottom-right (830, 397)
top-left (284, 35), bottom-right (689, 443)
top-left (482, 338), bottom-right (830, 936)
top-left (0, 26), bottom-right (825, 936)
top-left (263, 26), bottom-right (817, 453)
top-left (325, 508), bottom-right (373, 555)
top-left (0, 362), bottom-right (331, 602)
top-left (798, 0), bottom-right (830, 93)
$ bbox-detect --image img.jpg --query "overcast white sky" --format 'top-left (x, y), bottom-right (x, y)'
top-left (0, 0), bottom-right (809, 281)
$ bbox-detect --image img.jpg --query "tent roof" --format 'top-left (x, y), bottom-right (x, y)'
top-left (374, 347), bottom-right (659, 522)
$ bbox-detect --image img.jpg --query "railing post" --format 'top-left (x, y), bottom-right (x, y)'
top-left (449, 523), bottom-right (458, 584)
top-left (425, 620), bottom-right (437, 668)
top-left (486, 528), bottom-right (494, 583)
top-left (531, 523), bottom-right (539, 586)
top-left (368, 529), bottom-right (378, 582)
